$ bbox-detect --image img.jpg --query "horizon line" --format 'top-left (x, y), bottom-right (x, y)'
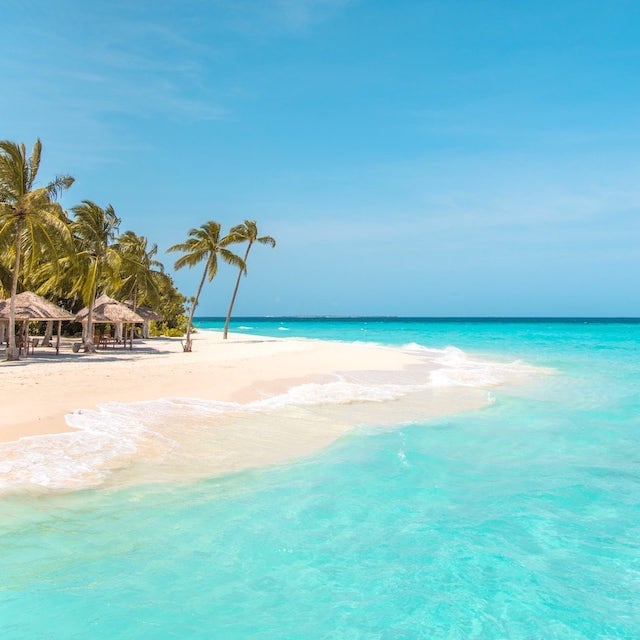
top-left (193, 315), bottom-right (640, 321)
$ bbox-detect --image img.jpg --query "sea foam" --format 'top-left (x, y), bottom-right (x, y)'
top-left (0, 343), bottom-right (549, 492)
top-left (402, 343), bottom-right (552, 387)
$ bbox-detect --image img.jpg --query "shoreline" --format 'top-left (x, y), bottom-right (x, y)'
top-left (0, 330), bottom-right (534, 491)
top-left (0, 331), bottom-right (429, 444)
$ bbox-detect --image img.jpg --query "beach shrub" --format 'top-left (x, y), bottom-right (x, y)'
top-left (149, 316), bottom-right (187, 337)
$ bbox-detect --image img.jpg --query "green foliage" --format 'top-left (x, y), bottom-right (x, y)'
top-left (152, 272), bottom-right (187, 329)
top-left (0, 138), bottom-right (74, 358)
top-left (71, 200), bottom-right (121, 307)
top-left (149, 318), bottom-right (187, 337)
top-left (168, 220), bottom-right (245, 282)
top-left (112, 230), bottom-right (163, 309)
top-left (0, 138), bottom-right (276, 355)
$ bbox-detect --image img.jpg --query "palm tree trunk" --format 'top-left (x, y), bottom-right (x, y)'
top-left (184, 259), bottom-right (209, 352)
top-left (83, 257), bottom-right (100, 353)
top-left (130, 290), bottom-right (137, 350)
top-left (6, 219), bottom-right (24, 361)
top-left (43, 320), bottom-right (54, 347)
top-left (223, 243), bottom-right (252, 340)
top-left (84, 284), bottom-right (98, 353)
top-left (84, 303), bottom-right (97, 352)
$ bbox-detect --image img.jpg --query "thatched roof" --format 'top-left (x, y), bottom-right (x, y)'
top-left (126, 304), bottom-right (162, 322)
top-left (0, 292), bottom-right (74, 321)
top-left (75, 294), bottom-right (145, 324)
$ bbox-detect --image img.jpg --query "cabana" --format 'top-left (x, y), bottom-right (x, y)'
top-left (0, 291), bottom-right (74, 355)
top-left (126, 304), bottom-right (162, 338)
top-left (75, 294), bottom-right (145, 349)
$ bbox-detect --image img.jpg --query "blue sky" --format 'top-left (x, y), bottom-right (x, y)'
top-left (2, 0), bottom-right (639, 316)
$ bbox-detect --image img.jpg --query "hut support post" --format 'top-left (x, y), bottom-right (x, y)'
top-left (56, 320), bottom-right (61, 355)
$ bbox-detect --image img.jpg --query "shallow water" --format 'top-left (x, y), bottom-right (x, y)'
top-left (2, 319), bottom-right (639, 638)
top-left (0, 339), bottom-right (536, 492)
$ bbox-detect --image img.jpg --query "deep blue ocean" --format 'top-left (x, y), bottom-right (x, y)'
top-left (2, 318), bottom-right (639, 639)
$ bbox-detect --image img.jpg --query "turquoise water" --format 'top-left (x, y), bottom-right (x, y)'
top-left (2, 318), bottom-right (640, 638)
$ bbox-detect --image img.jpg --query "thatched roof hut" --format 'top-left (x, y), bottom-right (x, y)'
top-left (0, 291), bottom-right (74, 321)
top-left (125, 304), bottom-right (162, 338)
top-left (75, 294), bottom-right (145, 324)
top-left (0, 291), bottom-right (74, 354)
top-left (128, 305), bottom-right (162, 322)
top-left (75, 295), bottom-right (145, 349)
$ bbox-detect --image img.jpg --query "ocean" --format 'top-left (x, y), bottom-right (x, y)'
top-left (1, 318), bottom-right (639, 639)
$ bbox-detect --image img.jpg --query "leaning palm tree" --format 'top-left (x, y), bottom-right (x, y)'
top-left (168, 220), bottom-right (244, 352)
top-left (71, 200), bottom-right (121, 352)
top-left (0, 139), bottom-right (74, 360)
top-left (222, 220), bottom-right (276, 339)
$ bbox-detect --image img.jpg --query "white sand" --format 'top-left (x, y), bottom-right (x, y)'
top-left (0, 331), bottom-right (432, 442)
top-left (1, 331), bottom-right (505, 490)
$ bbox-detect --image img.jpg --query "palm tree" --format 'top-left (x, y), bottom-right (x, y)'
top-left (71, 200), bottom-right (121, 352)
top-left (223, 220), bottom-right (276, 340)
top-left (0, 139), bottom-right (74, 360)
top-left (114, 230), bottom-right (164, 309)
top-left (168, 220), bottom-right (244, 352)
top-left (113, 231), bottom-right (164, 343)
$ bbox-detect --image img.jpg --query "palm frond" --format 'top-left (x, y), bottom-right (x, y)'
top-left (27, 139), bottom-right (42, 191)
top-left (45, 175), bottom-right (75, 200)
top-left (173, 249), bottom-right (208, 270)
top-left (257, 235), bottom-right (276, 248)
top-left (219, 247), bottom-right (246, 271)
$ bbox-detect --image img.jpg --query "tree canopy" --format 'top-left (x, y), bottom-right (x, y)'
top-left (0, 137), bottom-right (276, 358)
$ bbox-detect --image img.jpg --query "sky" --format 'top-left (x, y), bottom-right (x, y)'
top-left (2, 0), bottom-right (639, 316)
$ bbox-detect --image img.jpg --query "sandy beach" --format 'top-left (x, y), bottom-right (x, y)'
top-left (0, 330), bottom-right (501, 490)
top-left (0, 331), bottom-right (431, 442)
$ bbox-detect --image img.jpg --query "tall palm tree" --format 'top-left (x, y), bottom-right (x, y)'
top-left (71, 200), bottom-right (121, 352)
top-left (0, 139), bottom-right (74, 360)
top-left (223, 220), bottom-right (276, 340)
top-left (168, 220), bottom-right (244, 352)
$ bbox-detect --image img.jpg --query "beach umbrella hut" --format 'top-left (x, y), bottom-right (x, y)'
top-left (75, 294), bottom-right (145, 349)
top-left (0, 291), bottom-right (74, 355)
top-left (125, 304), bottom-right (162, 338)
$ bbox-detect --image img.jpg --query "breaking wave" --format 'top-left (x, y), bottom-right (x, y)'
top-left (0, 343), bottom-right (550, 492)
